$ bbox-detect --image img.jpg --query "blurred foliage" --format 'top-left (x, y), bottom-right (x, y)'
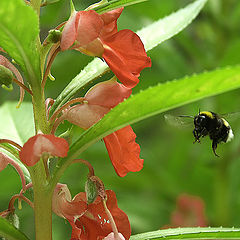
top-left (1, 0), bottom-right (240, 239)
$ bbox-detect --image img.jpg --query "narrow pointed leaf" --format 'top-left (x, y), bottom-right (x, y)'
top-left (130, 227), bottom-right (240, 239)
top-left (0, 217), bottom-right (30, 240)
top-left (137, 0), bottom-right (207, 51)
top-left (50, 0), bottom-right (207, 114)
top-left (53, 65), bottom-right (240, 178)
top-left (92, 0), bottom-right (148, 14)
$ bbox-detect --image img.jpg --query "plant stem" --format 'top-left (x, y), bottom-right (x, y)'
top-left (32, 87), bottom-right (50, 133)
top-left (29, 162), bottom-right (53, 240)
top-left (30, 77), bottom-right (52, 240)
top-left (30, 0), bottom-right (41, 16)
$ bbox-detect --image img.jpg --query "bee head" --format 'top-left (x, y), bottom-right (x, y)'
top-left (194, 114), bottom-right (207, 128)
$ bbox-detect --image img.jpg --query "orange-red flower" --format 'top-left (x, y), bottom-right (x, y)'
top-left (60, 8), bottom-right (151, 88)
top-left (19, 134), bottom-right (69, 166)
top-left (63, 80), bottom-right (144, 177)
top-left (168, 194), bottom-right (208, 227)
top-left (53, 184), bottom-right (131, 239)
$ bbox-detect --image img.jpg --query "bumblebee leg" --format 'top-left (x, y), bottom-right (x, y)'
top-left (193, 129), bottom-right (200, 143)
top-left (212, 141), bottom-right (219, 157)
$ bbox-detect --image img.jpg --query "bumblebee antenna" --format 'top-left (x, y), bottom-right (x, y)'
top-left (198, 108), bottom-right (201, 114)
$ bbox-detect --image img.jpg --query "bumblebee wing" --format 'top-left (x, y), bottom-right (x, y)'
top-left (164, 114), bottom-right (194, 129)
top-left (220, 111), bottom-right (240, 122)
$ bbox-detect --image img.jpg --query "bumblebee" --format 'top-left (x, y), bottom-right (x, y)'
top-left (164, 111), bottom-right (234, 157)
top-left (193, 111), bottom-right (234, 156)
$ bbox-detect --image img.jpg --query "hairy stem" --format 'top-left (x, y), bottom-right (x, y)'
top-left (28, 162), bottom-right (53, 240)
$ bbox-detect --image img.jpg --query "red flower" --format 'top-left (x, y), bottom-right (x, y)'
top-left (52, 184), bottom-right (131, 239)
top-left (168, 194), bottom-right (208, 227)
top-left (19, 134), bottom-right (69, 166)
top-left (63, 80), bottom-right (144, 177)
top-left (60, 8), bottom-right (151, 88)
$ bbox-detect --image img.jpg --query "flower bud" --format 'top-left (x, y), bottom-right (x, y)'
top-left (0, 64), bottom-right (14, 88)
top-left (6, 212), bottom-right (19, 229)
top-left (48, 29), bottom-right (62, 43)
top-left (85, 178), bottom-right (98, 204)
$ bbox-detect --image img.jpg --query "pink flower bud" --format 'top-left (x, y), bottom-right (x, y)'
top-left (104, 232), bottom-right (125, 240)
top-left (85, 79), bottom-right (132, 108)
top-left (64, 80), bottom-right (131, 129)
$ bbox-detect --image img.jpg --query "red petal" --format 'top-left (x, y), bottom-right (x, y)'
top-left (69, 216), bottom-right (82, 240)
top-left (76, 10), bottom-right (103, 46)
top-left (103, 126), bottom-right (143, 177)
top-left (76, 190), bottom-right (131, 239)
top-left (102, 29), bottom-right (151, 88)
top-left (85, 80), bottom-right (132, 108)
top-left (52, 184), bottom-right (87, 218)
top-left (60, 11), bottom-right (78, 51)
top-left (100, 8), bottom-right (123, 25)
top-left (19, 134), bottom-right (69, 166)
top-left (100, 8), bottom-right (124, 38)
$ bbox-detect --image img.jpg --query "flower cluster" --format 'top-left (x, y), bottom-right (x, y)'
top-left (61, 79), bottom-right (144, 177)
top-left (54, 6), bottom-right (151, 177)
top-left (0, 4), bottom-right (151, 240)
top-left (53, 184), bottom-right (131, 239)
top-left (60, 7), bottom-right (151, 88)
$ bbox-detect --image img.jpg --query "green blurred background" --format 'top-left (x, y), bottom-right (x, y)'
top-left (1, 0), bottom-right (240, 239)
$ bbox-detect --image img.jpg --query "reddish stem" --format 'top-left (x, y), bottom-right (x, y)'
top-left (0, 139), bottom-right (22, 151)
top-left (49, 97), bottom-right (85, 123)
top-left (51, 115), bottom-right (66, 134)
top-left (5, 156), bottom-right (27, 192)
top-left (12, 78), bottom-right (33, 95)
top-left (72, 159), bottom-right (95, 176)
top-left (8, 194), bottom-right (34, 211)
top-left (20, 183), bottom-right (33, 195)
top-left (45, 98), bottom-right (55, 120)
top-left (41, 46), bottom-right (61, 89)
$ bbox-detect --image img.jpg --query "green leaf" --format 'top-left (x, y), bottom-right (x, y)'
top-left (0, 217), bottom-right (30, 240)
top-left (0, 102), bottom-right (34, 180)
top-left (91, 0), bottom-right (148, 14)
top-left (50, 0), bottom-right (207, 114)
top-left (137, 0), bottom-right (207, 51)
top-left (0, 0), bottom-right (40, 80)
top-left (53, 65), bottom-right (240, 178)
top-left (130, 227), bottom-right (240, 239)
top-left (0, 102), bottom-right (34, 145)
